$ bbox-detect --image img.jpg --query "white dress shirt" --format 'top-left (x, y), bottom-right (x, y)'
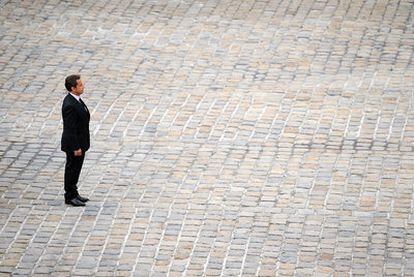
top-left (70, 92), bottom-right (80, 102)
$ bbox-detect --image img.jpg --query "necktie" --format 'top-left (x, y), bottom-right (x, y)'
top-left (79, 98), bottom-right (88, 113)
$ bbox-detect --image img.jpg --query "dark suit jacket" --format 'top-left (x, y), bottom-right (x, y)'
top-left (61, 93), bottom-right (90, 153)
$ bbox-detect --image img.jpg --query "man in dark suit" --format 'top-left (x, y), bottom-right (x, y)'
top-left (61, 74), bottom-right (90, 206)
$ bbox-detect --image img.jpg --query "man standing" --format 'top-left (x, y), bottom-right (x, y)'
top-left (61, 74), bottom-right (90, 206)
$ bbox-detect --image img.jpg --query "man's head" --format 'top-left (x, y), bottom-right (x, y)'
top-left (65, 74), bottom-right (84, 95)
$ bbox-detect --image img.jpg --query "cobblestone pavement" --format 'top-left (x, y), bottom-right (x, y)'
top-left (0, 0), bottom-right (414, 276)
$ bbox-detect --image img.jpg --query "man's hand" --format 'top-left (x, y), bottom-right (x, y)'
top-left (74, 148), bottom-right (82, 156)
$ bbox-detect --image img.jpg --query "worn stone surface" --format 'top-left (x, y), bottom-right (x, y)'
top-left (0, 0), bottom-right (414, 275)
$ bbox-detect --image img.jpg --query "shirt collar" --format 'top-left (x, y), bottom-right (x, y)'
top-left (69, 92), bottom-right (81, 102)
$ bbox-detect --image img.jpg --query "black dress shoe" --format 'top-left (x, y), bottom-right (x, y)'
top-left (65, 198), bottom-right (86, 206)
top-left (76, 195), bottom-right (89, 202)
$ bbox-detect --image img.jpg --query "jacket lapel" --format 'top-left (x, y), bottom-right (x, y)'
top-left (79, 98), bottom-right (90, 115)
top-left (67, 94), bottom-right (90, 120)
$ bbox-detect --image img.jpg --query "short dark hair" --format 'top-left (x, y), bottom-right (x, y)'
top-left (65, 74), bottom-right (81, 92)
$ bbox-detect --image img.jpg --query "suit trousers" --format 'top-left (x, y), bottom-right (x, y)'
top-left (64, 152), bottom-right (85, 200)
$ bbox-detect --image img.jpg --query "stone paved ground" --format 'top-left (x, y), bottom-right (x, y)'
top-left (0, 0), bottom-right (414, 276)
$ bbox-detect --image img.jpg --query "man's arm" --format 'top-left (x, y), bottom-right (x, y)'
top-left (63, 105), bottom-right (82, 155)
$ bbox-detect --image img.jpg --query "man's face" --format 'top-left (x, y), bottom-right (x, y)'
top-left (71, 79), bottom-right (84, 95)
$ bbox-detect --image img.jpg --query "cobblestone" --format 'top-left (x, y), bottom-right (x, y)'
top-left (1, 0), bottom-right (414, 276)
